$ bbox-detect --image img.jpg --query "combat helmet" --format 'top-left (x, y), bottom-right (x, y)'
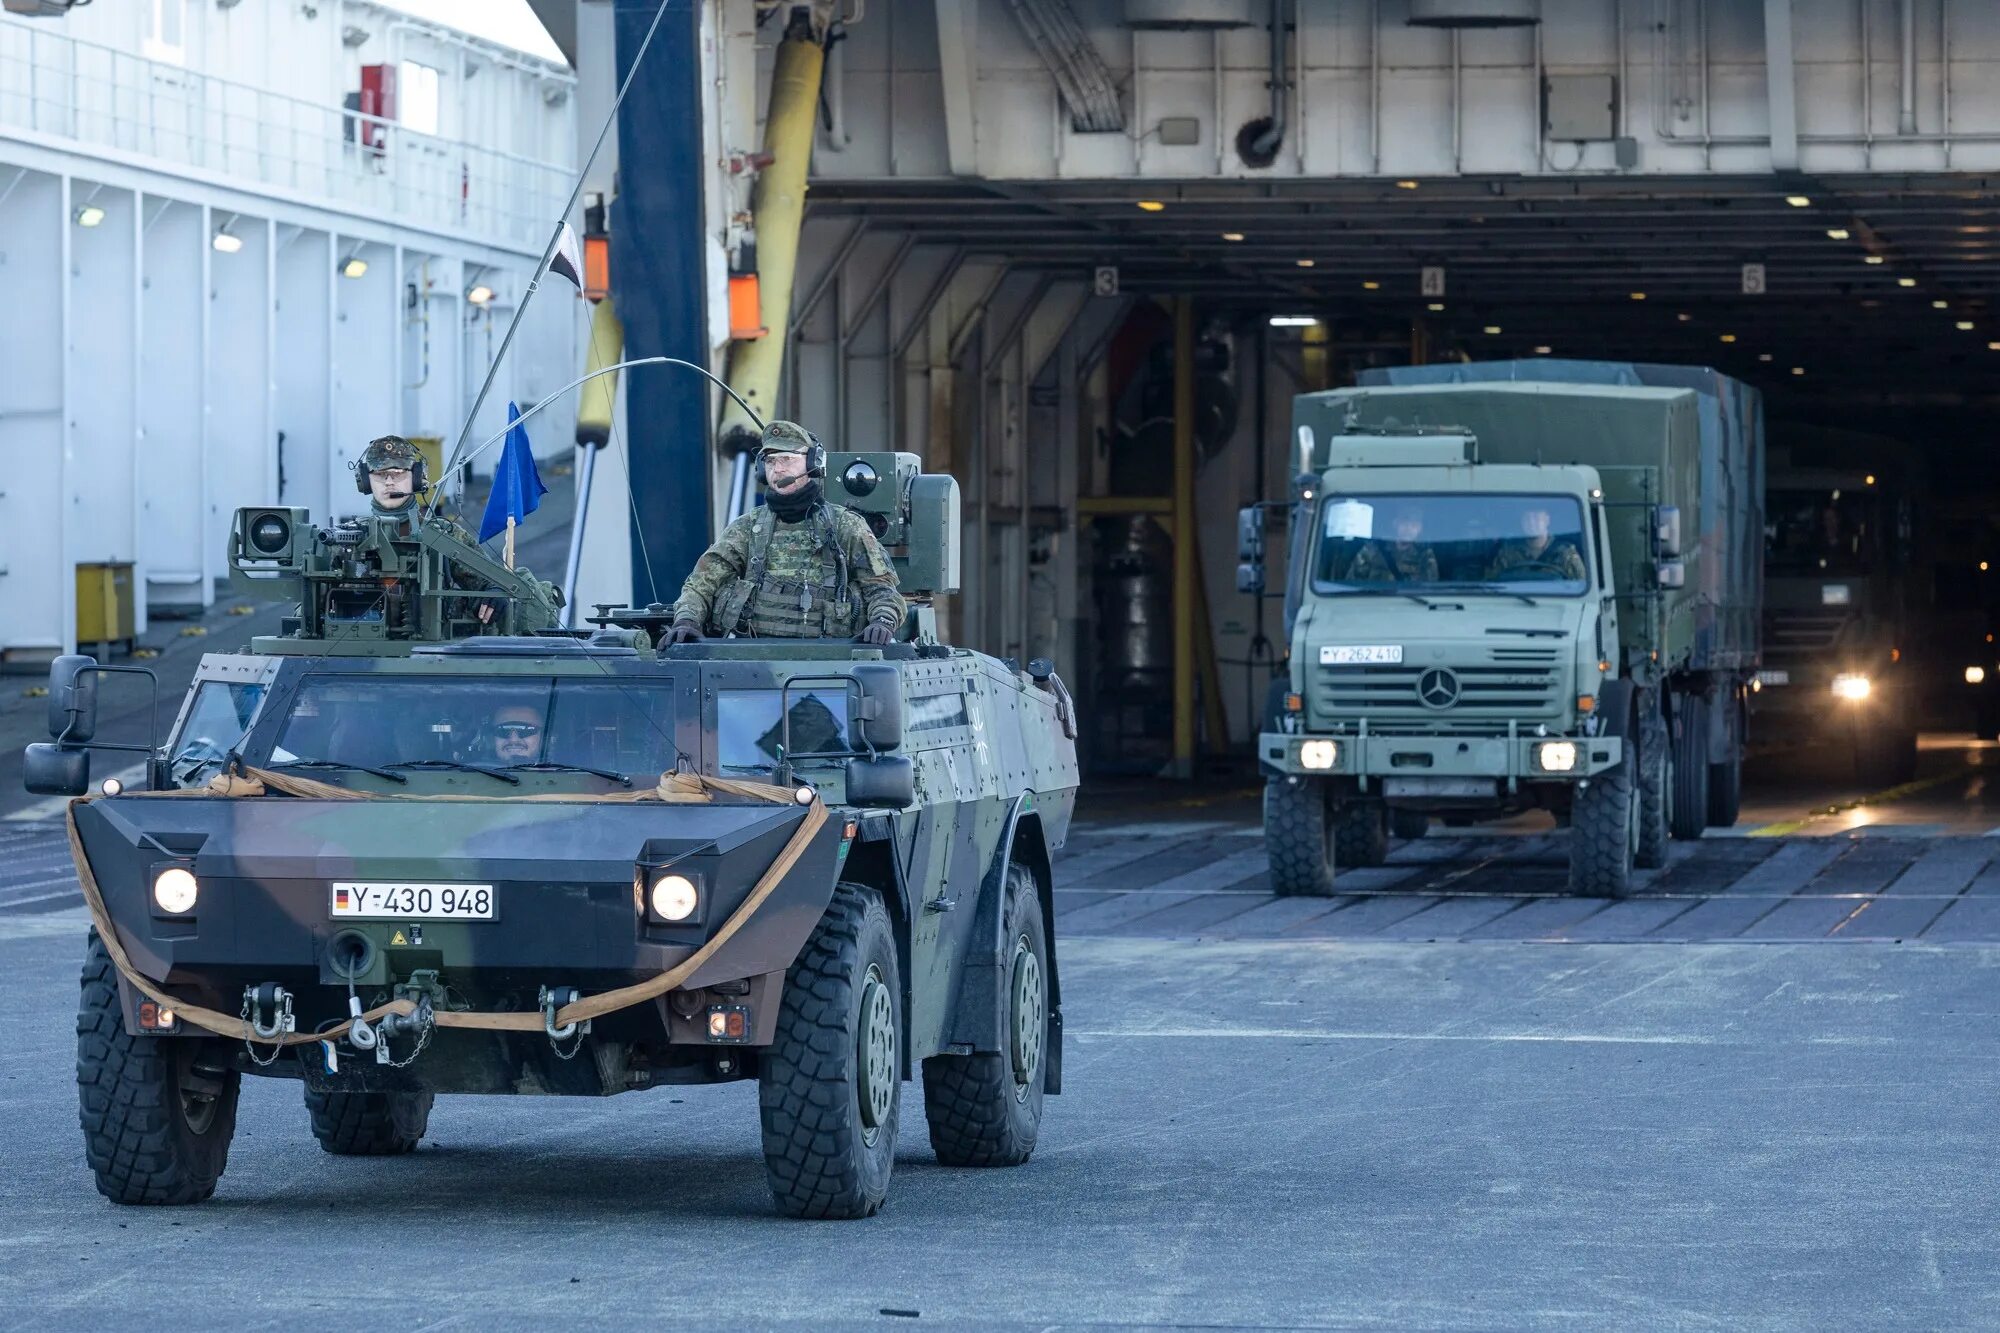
top-left (356, 435), bottom-right (428, 496)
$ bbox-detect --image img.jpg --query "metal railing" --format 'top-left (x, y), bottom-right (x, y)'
top-left (0, 23), bottom-right (571, 248)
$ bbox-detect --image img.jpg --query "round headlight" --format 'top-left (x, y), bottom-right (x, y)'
top-left (152, 867), bottom-right (198, 915)
top-left (649, 873), bottom-right (698, 922)
top-left (841, 460), bottom-right (879, 497)
top-left (1299, 739), bottom-right (1338, 770)
top-left (249, 513), bottom-right (291, 556)
top-left (1968, 666), bottom-right (1988, 685)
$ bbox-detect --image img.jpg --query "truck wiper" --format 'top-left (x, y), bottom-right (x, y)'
top-left (1334, 586), bottom-right (1432, 608)
top-left (384, 759), bottom-right (522, 785)
top-left (271, 759), bottom-right (409, 784)
top-left (1455, 583), bottom-right (1540, 607)
top-left (500, 761), bottom-right (633, 787)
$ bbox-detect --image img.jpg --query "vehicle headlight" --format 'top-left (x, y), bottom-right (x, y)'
top-left (1299, 739), bottom-right (1338, 770)
top-left (1537, 740), bottom-right (1579, 772)
top-left (152, 866), bottom-right (199, 915)
top-left (649, 873), bottom-right (699, 922)
top-left (1969, 666), bottom-right (1988, 685)
top-left (1831, 673), bottom-right (1872, 701)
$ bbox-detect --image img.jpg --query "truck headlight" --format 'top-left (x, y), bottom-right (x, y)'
top-left (1537, 740), bottom-right (1579, 772)
top-left (1299, 739), bottom-right (1338, 770)
top-left (1969, 666), bottom-right (1988, 685)
top-left (649, 873), bottom-right (699, 923)
top-left (152, 866), bottom-right (199, 915)
top-left (1831, 673), bottom-right (1872, 701)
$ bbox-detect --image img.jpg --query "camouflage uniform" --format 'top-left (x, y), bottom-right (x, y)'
top-left (673, 504), bottom-right (906, 638)
top-left (1487, 539), bottom-right (1586, 581)
top-left (1347, 541), bottom-right (1439, 583)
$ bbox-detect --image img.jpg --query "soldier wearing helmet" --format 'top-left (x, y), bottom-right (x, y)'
top-left (355, 434), bottom-right (504, 624)
top-left (669, 421), bottom-right (906, 645)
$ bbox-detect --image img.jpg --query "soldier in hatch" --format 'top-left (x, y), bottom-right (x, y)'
top-left (1486, 505), bottom-right (1587, 581)
top-left (1348, 505), bottom-right (1440, 584)
top-left (668, 422), bottom-right (907, 644)
top-left (355, 434), bottom-right (503, 624)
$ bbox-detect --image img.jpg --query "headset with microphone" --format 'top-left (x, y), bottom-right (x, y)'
top-left (753, 427), bottom-right (826, 488)
top-left (354, 446), bottom-right (430, 497)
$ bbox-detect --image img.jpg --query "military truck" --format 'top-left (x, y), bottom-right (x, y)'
top-left (27, 451), bottom-right (1078, 1219)
top-left (1757, 431), bottom-right (1919, 785)
top-left (1245, 378), bottom-right (1761, 898)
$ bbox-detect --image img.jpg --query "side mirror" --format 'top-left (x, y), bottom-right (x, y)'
top-left (1236, 506), bottom-right (1264, 561)
top-left (845, 755), bottom-right (914, 809)
top-left (1655, 505), bottom-right (1683, 558)
top-left (48, 655), bottom-right (100, 743)
top-left (1236, 561), bottom-right (1265, 595)
top-left (851, 663), bottom-right (904, 751)
top-left (23, 742), bottom-right (89, 796)
top-left (1657, 560), bottom-right (1686, 589)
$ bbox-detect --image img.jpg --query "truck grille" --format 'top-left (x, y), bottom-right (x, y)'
top-left (1766, 612), bottom-right (1849, 656)
top-left (1312, 648), bottom-right (1564, 725)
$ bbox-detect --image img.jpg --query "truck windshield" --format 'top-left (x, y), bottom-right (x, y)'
top-left (1312, 493), bottom-right (1591, 595)
top-left (1765, 487), bottom-right (1881, 577)
top-left (266, 677), bottom-right (678, 779)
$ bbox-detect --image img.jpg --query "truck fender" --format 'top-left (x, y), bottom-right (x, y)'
top-left (1597, 678), bottom-right (1639, 743)
top-left (946, 795), bottom-right (1063, 1094)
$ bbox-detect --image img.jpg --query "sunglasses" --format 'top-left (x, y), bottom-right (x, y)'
top-left (495, 722), bottom-right (541, 738)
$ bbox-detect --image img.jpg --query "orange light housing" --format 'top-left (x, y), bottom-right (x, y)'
top-left (583, 234), bottom-right (610, 302)
top-left (728, 273), bottom-right (768, 340)
top-left (1576, 695), bottom-right (1596, 713)
top-left (1284, 693), bottom-right (1304, 713)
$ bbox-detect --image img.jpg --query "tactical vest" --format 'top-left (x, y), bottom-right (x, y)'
top-left (712, 504), bottom-right (860, 638)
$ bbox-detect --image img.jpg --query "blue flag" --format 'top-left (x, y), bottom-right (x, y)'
top-left (479, 401), bottom-right (547, 543)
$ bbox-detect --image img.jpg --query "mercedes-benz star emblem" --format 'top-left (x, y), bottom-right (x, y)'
top-left (1416, 668), bottom-right (1460, 709)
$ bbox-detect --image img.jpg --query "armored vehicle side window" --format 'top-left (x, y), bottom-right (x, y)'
top-left (716, 689), bottom-right (851, 774)
top-left (1313, 493), bottom-right (1590, 596)
top-left (170, 682), bottom-right (268, 784)
top-left (1765, 488), bottom-right (1880, 576)
top-left (269, 677), bottom-right (679, 778)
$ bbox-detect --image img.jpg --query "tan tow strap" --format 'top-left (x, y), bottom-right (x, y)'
top-left (65, 774), bottom-right (828, 1048)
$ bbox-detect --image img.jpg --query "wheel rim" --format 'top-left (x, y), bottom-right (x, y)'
top-left (857, 964), bottom-right (896, 1143)
top-left (1009, 934), bottom-right (1044, 1100)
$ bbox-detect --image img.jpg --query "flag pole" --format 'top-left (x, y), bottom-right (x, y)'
top-left (425, 0), bottom-right (674, 522)
top-left (505, 516), bottom-right (517, 570)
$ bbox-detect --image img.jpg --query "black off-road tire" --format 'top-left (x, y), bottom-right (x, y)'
top-left (923, 863), bottom-right (1047, 1168)
top-left (1264, 776), bottom-right (1335, 897)
top-left (1568, 758), bottom-right (1637, 899)
top-left (1390, 809), bottom-right (1430, 841)
top-left (760, 882), bottom-right (902, 1219)
top-left (76, 932), bottom-right (240, 1205)
top-left (1707, 695), bottom-right (1744, 828)
top-left (1635, 705), bottom-right (1671, 870)
top-left (1670, 695), bottom-right (1711, 841)
top-left (1335, 802), bottom-right (1389, 869)
top-left (304, 1087), bottom-right (434, 1156)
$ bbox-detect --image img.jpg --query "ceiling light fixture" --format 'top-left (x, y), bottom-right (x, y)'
top-left (1863, 255), bottom-right (1885, 265)
top-left (1483, 325), bottom-right (1502, 335)
top-left (1221, 231), bottom-right (1244, 242)
top-left (1136, 200), bottom-right (1166, 212)
top-left (1268, 316), bottom-right (1319, 327)
top-left (1792, 366), bottom-right (1805, 375)
top-left (74, 204), bottom-right (106, 228)
top-left (1533, 345), bottom-right (1552, 354)
top-left (1295, 258), bottom-right (1315, 267)
top-left (467, 284), bottom-right (496, 306)
top-left (1758, 352), bottom-right (1773, 362)
top-left (1785, 194), bottom-right (1811, 207)
top-left (1427, 302), bottom-right (1445, 312)
top-left (1677, 312), bottom-right (1692, 322)
top-left (340, 254), bottom-right (369, 279)
top-left (1719, 333), bottom-right (1737, 343)
top-left (1362, 280), bottom-right (1380, 290)
top-left (1897, 277), bottom-right (1917, 287)
top-left (1395, 180), bottom-right (1419, 190)
top-left (1934, 300), bottom-right (1951, 310)
top-left (1958, 320), bottom-right (1976, 330)
top-left (1629, 292), bottom-right (1646, 301)
top-left (1826, 227), bottom-right (1851, 240)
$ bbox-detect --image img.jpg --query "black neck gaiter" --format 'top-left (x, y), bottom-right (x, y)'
top-left (766, 479), bottom-right (823, 523)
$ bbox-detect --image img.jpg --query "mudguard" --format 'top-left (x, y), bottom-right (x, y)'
top-left (945, 795), bottom-right (1062, 1094)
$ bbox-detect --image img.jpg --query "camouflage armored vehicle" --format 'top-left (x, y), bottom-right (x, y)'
top-left (27, 452), bottom-right (1079, 1219)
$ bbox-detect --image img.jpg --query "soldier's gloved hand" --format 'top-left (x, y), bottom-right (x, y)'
top-left (666, 620), bottom-right (704, 645)
top-left (475, 598), bottom-right (503, 625)
top-left (856, 621), bottom-right (895, 646)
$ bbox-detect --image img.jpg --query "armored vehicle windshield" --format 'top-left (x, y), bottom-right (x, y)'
top-left (1312, 491), bottom-right (1592, 594)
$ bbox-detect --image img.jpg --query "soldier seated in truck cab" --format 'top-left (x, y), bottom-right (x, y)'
top-left (1486, 505), bottom-right (1587, 581)
top-left (1347, 505), bottom-right (1440, 583)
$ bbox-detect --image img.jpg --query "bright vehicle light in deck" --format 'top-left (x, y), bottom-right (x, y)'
top-left (1299, 740), bottom-right (1337, 770)
top-left (1832, 674), bottom-right (1873, 701)
top-left (152, 867), bottom-right (198, 915)
top-left (1968, 666), bottom-right (1988, 685)
top-left (649, 873), bottom-right (698, 922)
top-left (1537, 741), bottom-right (1579, 772)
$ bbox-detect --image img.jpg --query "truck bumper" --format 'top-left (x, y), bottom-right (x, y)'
top-left (1258, 729), bottom-right (1622, 793)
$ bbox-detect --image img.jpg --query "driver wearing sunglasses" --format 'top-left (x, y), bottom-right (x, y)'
top-left (489, 703), bottom-right (543, 764)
